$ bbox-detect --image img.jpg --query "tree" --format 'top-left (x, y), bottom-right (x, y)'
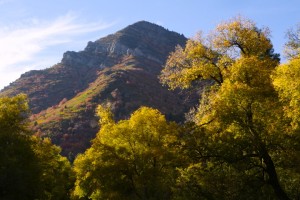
top-left (73, 106), bottom-right (180, 199)
top-left (271, 55), bottom-right (300, 199)
top-left (0, 94), bottom-right (40, 199)
top-left (31, 137), bottom-right (74, 200)
top-left (0, 130), bottom-right (42, 199)
top-left (0, 94), bottom-right (73, 199)
top-left (160, 17), bottom-right (279, 90)
top-left (0, 94), bottom-right (30, 135)
top-left (161, 16), bottom-right (297, 199)
top-left (273, 57), bottom-right (300, 129)
top-left (284, 23), bottom-right (300, 59)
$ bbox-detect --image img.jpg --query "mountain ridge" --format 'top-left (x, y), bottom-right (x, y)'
top-left (0, 21), bottom-right (202, 158)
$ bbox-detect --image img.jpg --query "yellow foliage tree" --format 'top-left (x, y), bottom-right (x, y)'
top-left (161, 16), bottom-right (299, 199)
top-left (273, 57), bottom-right (300, 129)
top-left (73, 106), bottom-right (180, 200)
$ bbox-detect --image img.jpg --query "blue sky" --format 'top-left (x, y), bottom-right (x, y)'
top-left (0, 0), bottom-right (299, 89)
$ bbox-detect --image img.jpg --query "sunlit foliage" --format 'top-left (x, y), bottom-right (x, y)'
top-left (73, 106), bottom-right (180, 199)
top-left (161, 16), bottom-right (299, 200)
top-left (273, 57), bottom-right (300, 129)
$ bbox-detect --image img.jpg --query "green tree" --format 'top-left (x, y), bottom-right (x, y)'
top-left (0, 94), bottom-right (40, 199)
top-left (0, 94), bottom-right (73, 199)
top-left (0, 94), bottom-right (30, 135)
top-left (0, 131), bottom-right (41, 199)
top-left (31, 137), bottom-right (74, 200)
top-left (73, 106), bottom-right (180, 200)
top-left (161, 17), bottom-right (297, 199)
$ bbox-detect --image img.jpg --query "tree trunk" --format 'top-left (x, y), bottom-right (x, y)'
top-left (246, 105), bottom-right (290, 200)
top-left (260, 144), bottom-right (290, 200)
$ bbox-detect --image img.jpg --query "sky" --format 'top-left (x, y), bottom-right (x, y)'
top-left (0, 0), bottom-right (299, 89)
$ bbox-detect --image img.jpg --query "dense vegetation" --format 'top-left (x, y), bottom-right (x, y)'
top-left (1, 17), bottom-right (300, 199)
top-left (0, 94), bottom-right (73, 199)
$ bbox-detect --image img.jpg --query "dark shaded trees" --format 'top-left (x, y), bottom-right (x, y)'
top-left (0, 94), bottom-right (73, 200)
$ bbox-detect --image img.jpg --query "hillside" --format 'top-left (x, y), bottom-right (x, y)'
top-left (0, 21), bottom-right (203, 158)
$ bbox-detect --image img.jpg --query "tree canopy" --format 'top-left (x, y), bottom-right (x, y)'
top-left (161, 16), bottom-right (299, 199)
top-left (0, 94), bottom-right (73, 200)
top-left (73, 106), bottom-right (180, 199)
top-left (284, 23), bottom-right (300, 59)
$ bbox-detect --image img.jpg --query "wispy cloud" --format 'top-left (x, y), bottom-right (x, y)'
top-left (0, 13), bottom-right (115, 89)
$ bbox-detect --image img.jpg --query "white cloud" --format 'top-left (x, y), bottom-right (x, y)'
top-left (0, 13), bottom-right (115, 89)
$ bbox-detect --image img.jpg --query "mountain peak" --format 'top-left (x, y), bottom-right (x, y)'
top-left (114, 20), bottom-right (182, 41)
top-left (122, 20), bottom-right (167, 32)
top-left (0, 21), bottom-right (200, 157)
top-left (119, 20), bottom-right (182, 40)
top-left (82, 20), bottom-right (186, 66)
top-left (127, 20), bottom-right (160, 27)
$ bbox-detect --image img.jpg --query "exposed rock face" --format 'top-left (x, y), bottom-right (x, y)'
top-left (0, 21), bottom-right (202, 159)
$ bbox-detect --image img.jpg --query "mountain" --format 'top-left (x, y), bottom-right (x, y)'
top-left (0, 21), bottom-right (203, 159)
